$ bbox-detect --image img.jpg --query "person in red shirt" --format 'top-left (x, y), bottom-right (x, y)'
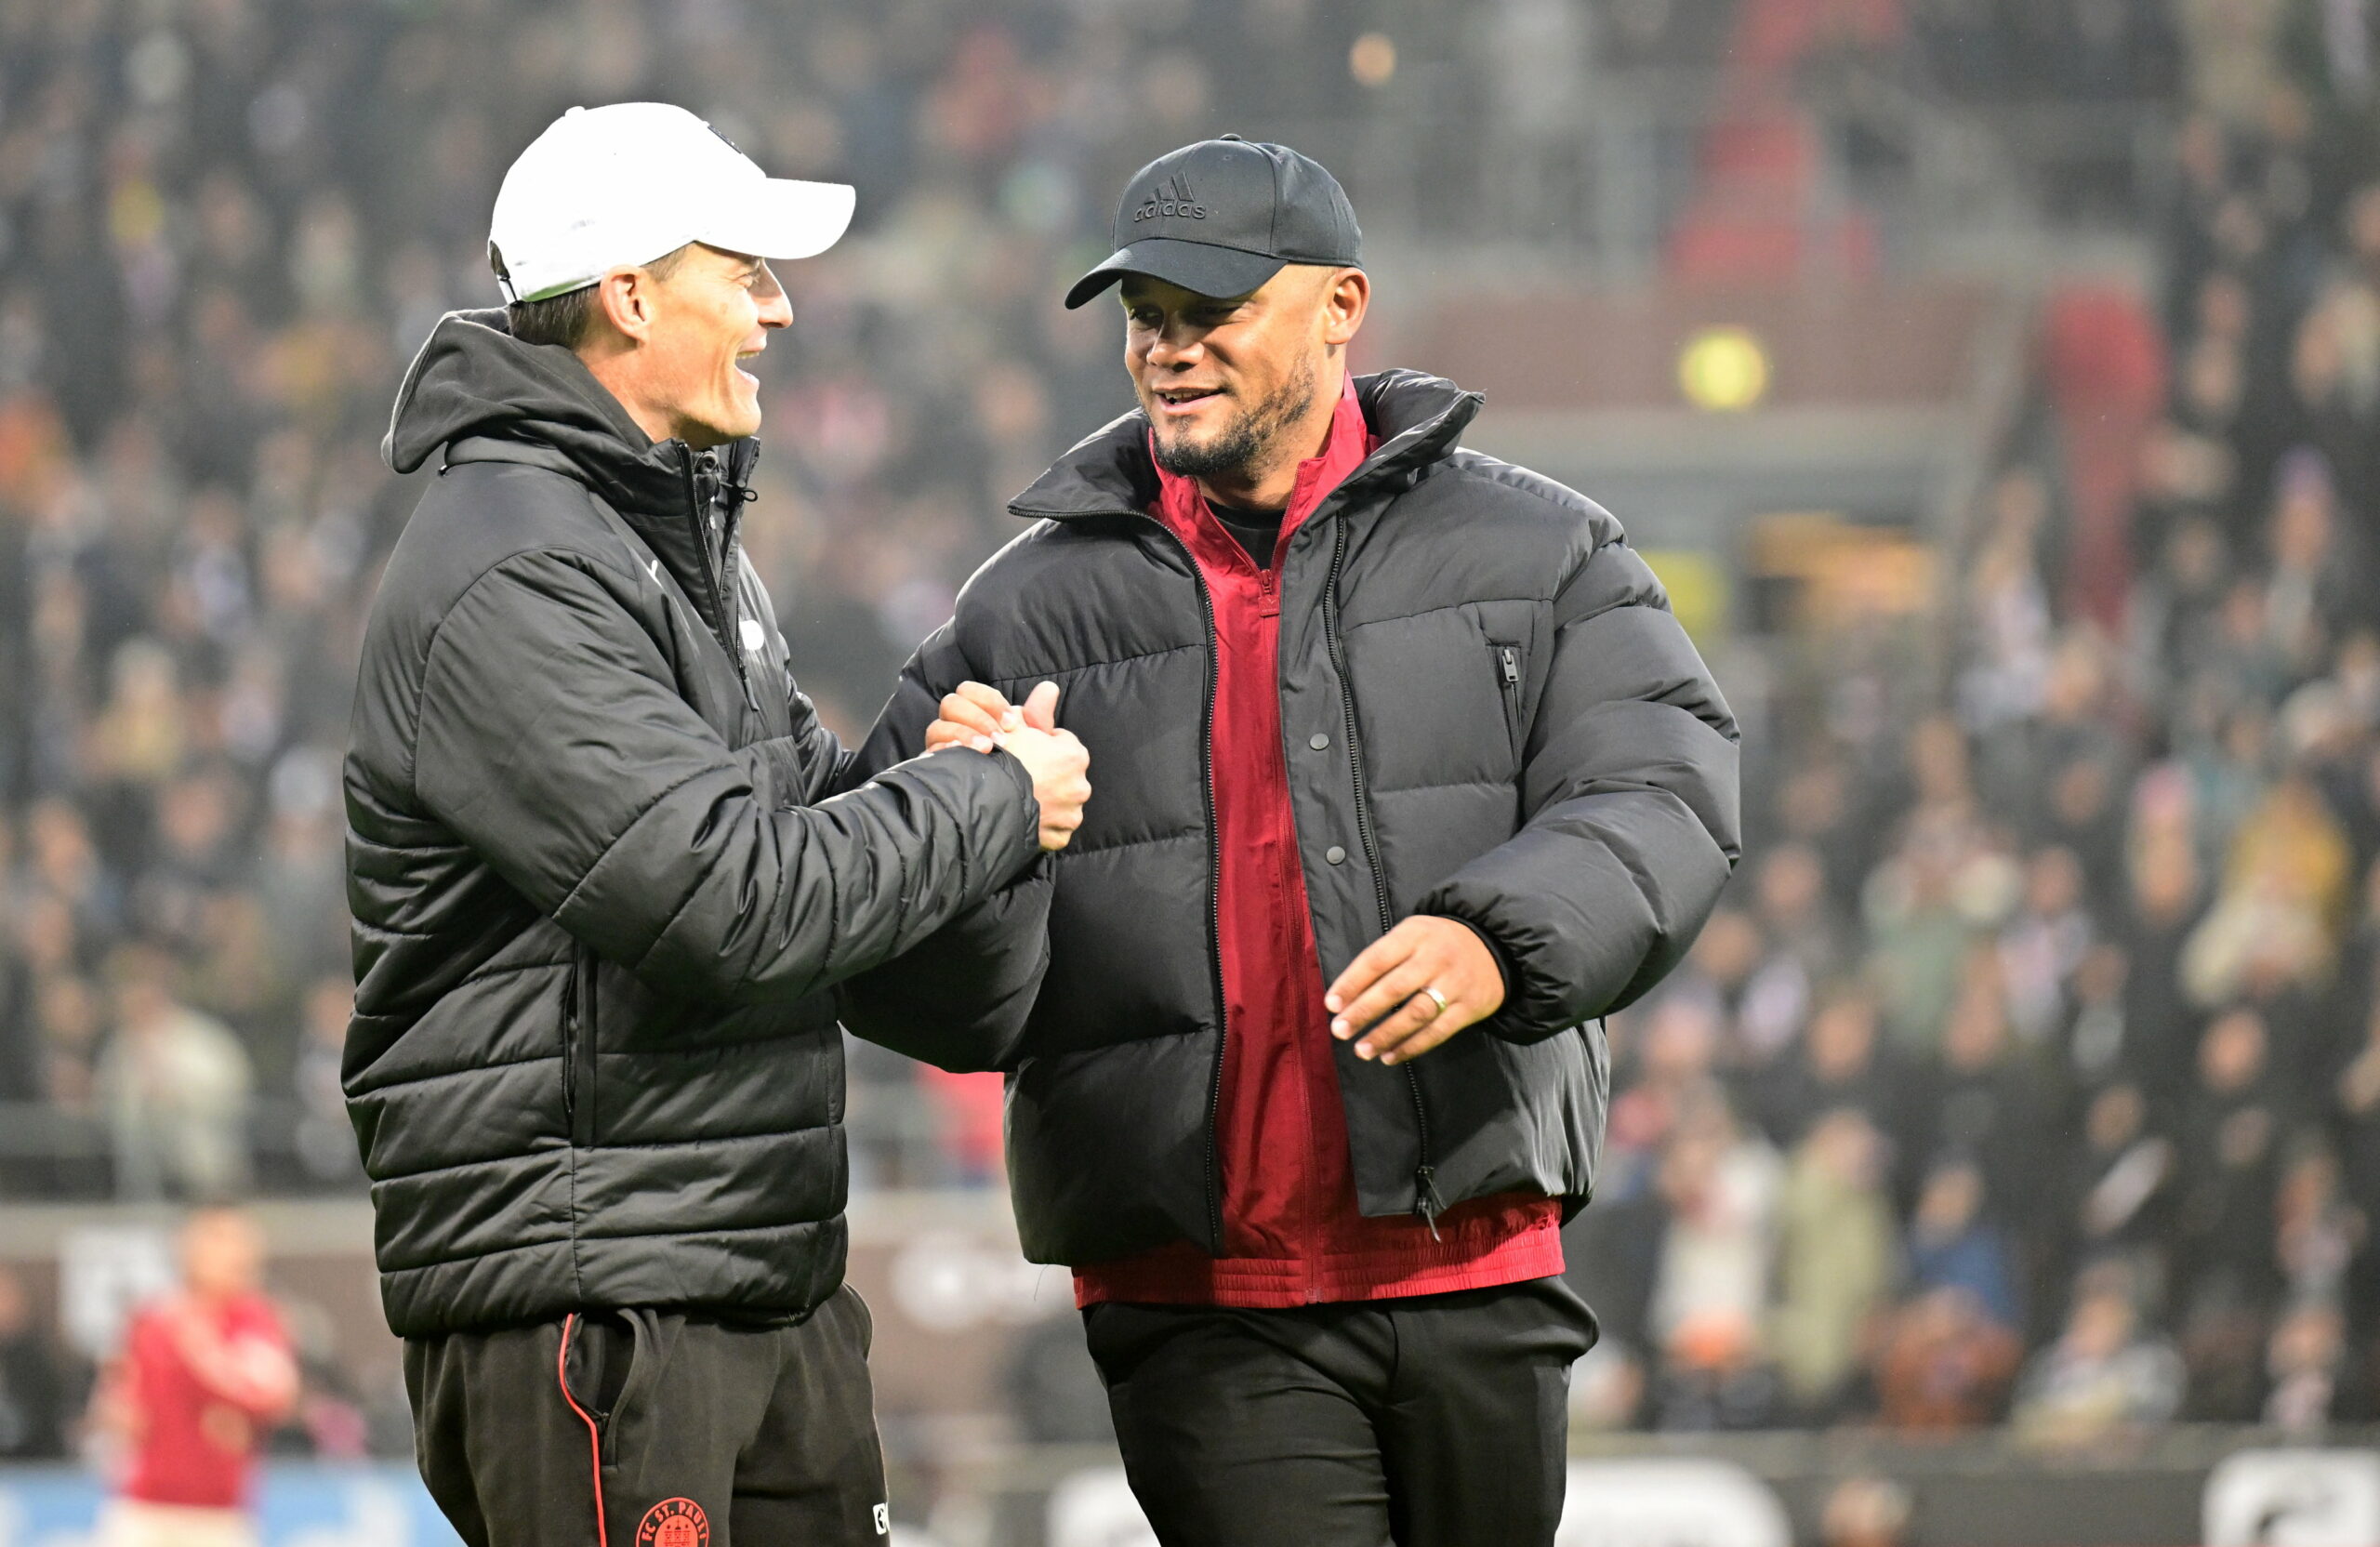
top-left (92, 1208), bottom-right (298, 1547)
top-left (858, 136), bottom-right (1739, 1547)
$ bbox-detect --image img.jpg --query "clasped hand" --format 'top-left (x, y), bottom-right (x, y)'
top-left (928, 681), bottom-right (1091, 852)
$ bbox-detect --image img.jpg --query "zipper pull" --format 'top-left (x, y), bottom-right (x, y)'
top-left (1413, 1165), bottom-right (1446, 1240)
top-left (1499, 645), bottom-right (1519, 687)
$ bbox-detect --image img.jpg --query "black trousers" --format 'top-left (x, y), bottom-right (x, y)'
top-left (403, 1286), bottom-right (889, 1547)
top-left (1082, 1277), bottom-right (1597, 1547)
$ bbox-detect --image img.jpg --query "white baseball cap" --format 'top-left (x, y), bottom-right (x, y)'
top-left (486, 102), bottom-right (856, 304)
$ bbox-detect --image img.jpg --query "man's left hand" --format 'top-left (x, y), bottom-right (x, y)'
top-left (1325, 917), bottom-right (1504, 1065)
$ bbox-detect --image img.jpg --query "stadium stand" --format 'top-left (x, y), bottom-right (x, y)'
top-left (0, 0), bottom-right (2373, 1456)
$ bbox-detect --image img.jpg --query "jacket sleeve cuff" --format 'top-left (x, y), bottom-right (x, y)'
top-left (1413, 896), bottom-right (1573, 1044)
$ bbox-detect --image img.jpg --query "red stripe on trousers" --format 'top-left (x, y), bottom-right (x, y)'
top-left (556, 1313), bottom-right (608, 1547)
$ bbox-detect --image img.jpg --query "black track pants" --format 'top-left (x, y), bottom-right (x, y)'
top-left (1082, 1277), bottom-right (1597, 1547)
top-left (403, 1286), bottom-right (890, 1547)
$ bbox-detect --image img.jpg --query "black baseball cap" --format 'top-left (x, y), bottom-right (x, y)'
top-left (1064, 135), bottom-right (1363, 310)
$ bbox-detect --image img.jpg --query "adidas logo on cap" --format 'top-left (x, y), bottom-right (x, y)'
top-left (1133, 171), bottom-right (1207, 222)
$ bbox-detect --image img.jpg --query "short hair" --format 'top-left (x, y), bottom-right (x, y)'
top-left (508, 242), bottom-right (696, 350)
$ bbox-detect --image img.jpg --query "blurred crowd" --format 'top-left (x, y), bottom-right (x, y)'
top-left (2, 0), bottom-right (2376, 1452)
top-left (0, 0), bottom-right (1757, 1199)
top-left (0, 0), bottom-right (1431, 1197)
top-left (1561, 0), bottom-right (2380, 1440)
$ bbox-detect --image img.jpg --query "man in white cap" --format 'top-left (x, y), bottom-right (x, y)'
top-left (344, 103), bottom-right (1090, 1545)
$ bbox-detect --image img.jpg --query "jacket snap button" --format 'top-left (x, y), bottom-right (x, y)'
top-left (1325, 845), bottom-right (1347, 865)
top-left (1309, 733), bottom-right (1330, 750)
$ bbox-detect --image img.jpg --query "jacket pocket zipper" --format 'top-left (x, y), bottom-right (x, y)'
top-left (1492, 642), bottom-right (1523, 765)
top-left (562, 947), bottom-right (598, 1148)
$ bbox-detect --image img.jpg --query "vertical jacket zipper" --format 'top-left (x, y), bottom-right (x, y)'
top-left (1144, 522), bottom-right (1232, 1251)
top-left (1198, 577), bottom-right (1228, 1251)
top-left (679, 444), bottom-right (759, 712)
top-left (1324, 515), bottom-right (1443, 1232)
top-left (717, 457), bottom-right (761, 716)
top-left (1192, 559), bottom-right (1229, 1251)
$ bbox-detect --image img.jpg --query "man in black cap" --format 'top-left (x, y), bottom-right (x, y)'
top-left (845, 139), bottom-right (1740, 1545)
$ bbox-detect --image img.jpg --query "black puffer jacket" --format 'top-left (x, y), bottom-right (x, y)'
top-left (844, 370), bottom-right (1740, 1269)
top-left (346, 311), bottom-right (1043, 1337)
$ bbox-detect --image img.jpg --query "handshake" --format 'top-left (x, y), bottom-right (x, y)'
top-left (927, 681), bottom-right (1091, 852)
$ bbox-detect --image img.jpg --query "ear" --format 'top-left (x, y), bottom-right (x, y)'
top-left (1321, 268), bottom-right (1369, 350)
top-left (590, 269), bottom-right (657, 344)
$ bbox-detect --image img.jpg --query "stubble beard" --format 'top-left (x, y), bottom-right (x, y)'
top-left (1151, 352), bottom-right (1319, 486)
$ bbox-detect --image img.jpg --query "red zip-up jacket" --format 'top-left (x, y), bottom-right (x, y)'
top-left (1076, 377), bottom-right (1564, 1309)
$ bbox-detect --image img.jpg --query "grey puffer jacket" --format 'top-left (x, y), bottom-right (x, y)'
top-left (843, 370), bottom-right (1741, 1269)
top-left (345, 311), bottom-right (1043, 1336)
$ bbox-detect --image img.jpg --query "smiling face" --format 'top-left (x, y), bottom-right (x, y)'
top-left (1120, 264), bottom-right (1367, 505)
top-left (639, 244), bottom-right (789, 445)
top-left (585, 242), bottom-right (791, 448)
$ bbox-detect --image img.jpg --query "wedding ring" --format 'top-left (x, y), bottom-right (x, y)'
top-left (1421, 985), bottom-right (1450, 1018)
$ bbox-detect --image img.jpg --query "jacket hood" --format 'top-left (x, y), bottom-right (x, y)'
top-left (384, 309), bottom-right (703, 517)
top-left (384, 309), bottom-right (765, 654)
top-left (1007, 368), bottom-right (1484, 522)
